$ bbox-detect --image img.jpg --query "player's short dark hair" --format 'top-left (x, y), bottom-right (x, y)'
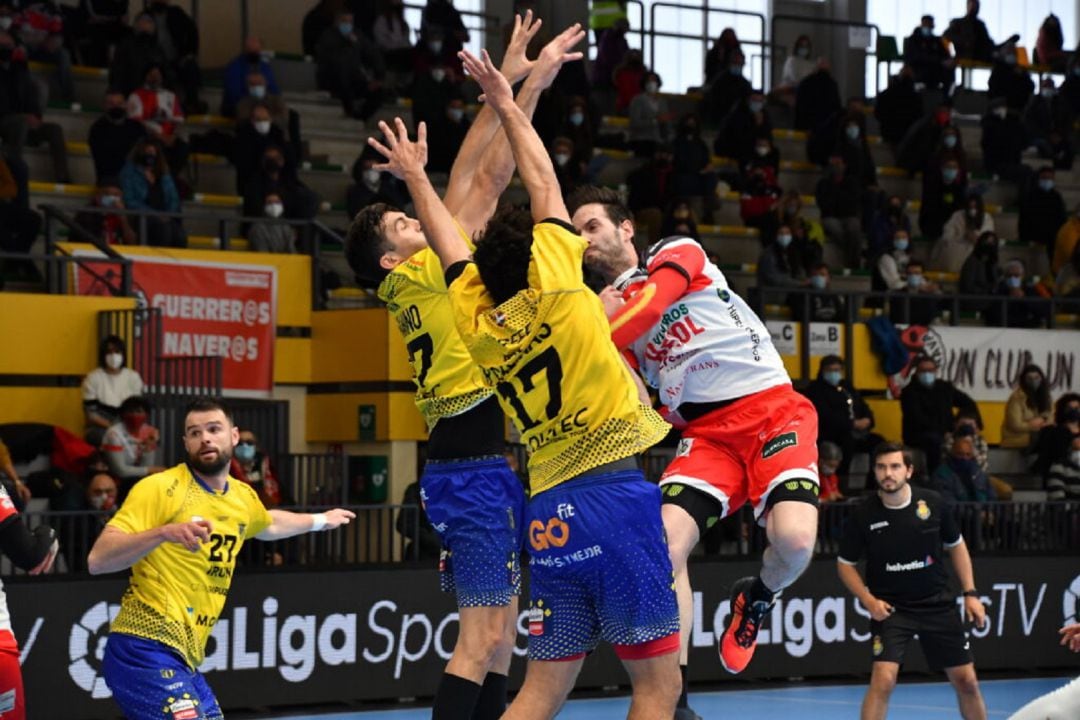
top-left (345, 202), bottom-right (400, 288)
top-left (566, 185), bottom-right (633, 229)
top-left (183, 397), bottom-right (234, 425)
top-left (872, 441), bottom-right (912, 467)
top-left (119, 395), bottom-right (150, 415)
top-left (473, 207), bottom-right (535, 305)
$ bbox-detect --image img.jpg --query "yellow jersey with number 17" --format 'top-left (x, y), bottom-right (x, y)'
top-left (377, 223), bottom-right (492, 428)
top-left (448, 219), bottom-right (669, 496)
top-left (107, 463), bottom-right (272, 669)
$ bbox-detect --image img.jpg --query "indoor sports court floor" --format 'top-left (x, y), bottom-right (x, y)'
top-left (271, 676), bottom-right (1074, 719)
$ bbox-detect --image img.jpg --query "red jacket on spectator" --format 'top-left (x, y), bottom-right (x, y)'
top-left (127, 87), bottom-right (184, 138)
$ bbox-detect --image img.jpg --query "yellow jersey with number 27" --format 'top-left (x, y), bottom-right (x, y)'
top-left (448, 219), bottom-right (669, 496)
top-left (107, 463), bottom-right (272, 668)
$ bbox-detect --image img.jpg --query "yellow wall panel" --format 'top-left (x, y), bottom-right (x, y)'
top-left (978, 402), bottom-right (1005, 446)
top-left (0, 293), bottom-right (135, 375)
top-left (0, 388), bottom-right (85, 433)
top-left (385, 313), bottom-right (414, 383)
top-left (865, 398), bottom-right (1007, 447)
top-left (306, 391), bottom-right (426, 443)
top-left (273, 337), bottom-right (311, 384)
top-left (388, 392), bottom-right (427, 441)
top-left (311, 309), bottom-right (389, 383)
top-left (852, 323), bottom-right (889, 390)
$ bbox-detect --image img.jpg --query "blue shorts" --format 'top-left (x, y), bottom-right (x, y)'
top-left (525, 469), bottom-right (680, 661)
top-left (102, 633), bottom-right (221, 720)
top-left (421, 455), bottom-right (526, 607)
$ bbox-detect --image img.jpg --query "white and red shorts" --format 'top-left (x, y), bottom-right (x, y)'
top-left (660, 384), bottom-right (820, 523)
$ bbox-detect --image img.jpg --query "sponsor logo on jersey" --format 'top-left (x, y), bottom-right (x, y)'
top-left (869, 521), bottom-right (889, 531)
top-left (762, 432), bottom-right (798, 459)
top-left (872, 635), bottom-right (883, 657)
top-left (167, 696), bottom-right (199, 720)
top-left (529, 516), bottom-right (571, 552)
top-left (676, 438), bottom-right (694, 457)
top-left (916, 499), bottom-right (931, 520)
top-left (529, 601), bottom-right (550, 636)
top-left (885, 556), bottom-right (934, 572)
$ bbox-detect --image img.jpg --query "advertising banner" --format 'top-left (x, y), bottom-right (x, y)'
top-left (892, 324), bottom-right (1079, 402)
top-left (72, 252), bottom-right (277, 396)
top-left (8, 557), bottom-right (1079, 719)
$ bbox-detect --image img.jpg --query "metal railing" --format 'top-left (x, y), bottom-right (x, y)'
top-left (770, 14), bottom-right (882, 96)
top-left (648, 3), bottom-right (768, 92)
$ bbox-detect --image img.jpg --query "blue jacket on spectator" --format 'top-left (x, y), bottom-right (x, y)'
top-left (932, 457), bottom-right (995, 502)
top-left (221, 55), bottom-right (281, 118)
top-left (120, 162), bottom-right (180, 213)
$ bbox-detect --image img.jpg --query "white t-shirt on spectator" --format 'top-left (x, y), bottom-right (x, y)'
top-left (82, 367), bottom-right (145, 412)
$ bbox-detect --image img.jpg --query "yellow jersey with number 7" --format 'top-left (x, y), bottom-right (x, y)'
top-left (448, 219), bottom-right (669, 495)
top-left (106, 464), bottom-right (272, 669)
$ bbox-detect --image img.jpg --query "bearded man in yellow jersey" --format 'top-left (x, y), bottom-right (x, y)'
top-left (88, 398), bottom-right (355, 720)
top-left (345, 14), bottom-right (588, 719)
top-left (366, 36), bottom-right (681, 719)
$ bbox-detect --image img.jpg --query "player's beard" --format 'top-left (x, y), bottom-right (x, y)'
top-left (188, 445), bottom-right (233, 475)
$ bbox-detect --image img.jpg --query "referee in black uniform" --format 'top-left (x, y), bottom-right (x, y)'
top-left (837, 441), bottom-right (988, 720)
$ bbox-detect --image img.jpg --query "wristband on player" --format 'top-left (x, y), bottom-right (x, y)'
top-left (310, 513), bottom-right (328, 532)
top-left (961, 589), bottom-right (979, 597)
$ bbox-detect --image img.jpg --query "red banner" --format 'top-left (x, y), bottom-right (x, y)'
top-left (73, 253), bottom-right (277, 396)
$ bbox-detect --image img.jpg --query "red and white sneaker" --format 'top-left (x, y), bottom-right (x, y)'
top-left (718, 576), bottom-right (774, 674)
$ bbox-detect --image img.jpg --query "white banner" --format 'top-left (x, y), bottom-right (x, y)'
top-left (897, 325), bottom-right (1080, 402)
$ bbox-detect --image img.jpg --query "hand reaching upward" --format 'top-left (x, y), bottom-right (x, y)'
top-left (531, 23), bottom-right (586, 90)
top-left (367, 118), bottom-right (428, 181)
top-left (501, 9), bottom-right (542, 84)
top-left (459, 49), bottom-right (515, 112)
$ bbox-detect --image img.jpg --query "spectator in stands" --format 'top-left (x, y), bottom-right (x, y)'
top-left (802, 355), bottom-right (879, 482)
top-left (982, 101), bottom-right (1030, 194)
top-left (409, 57), bottom-right (457, 132)
top-left (740, 165), bottom-right (780, 232)
top-left (703, 49), bottom-right (751, 127)
top-left (75, 180), bottom-right (135, 245)
top-left (834, 110), bottom-right (877, 190)
top-left (1019, 167), bottom-right (1066, 267)
top-left (659, 198), bottom-right (698, 239)
top-left (816, 154), bottom-right (863, 269)
top-left (874, 228), bottom-right (911, 295)
top-left (235, 72), bottom-right (297, 160)
top-left (874, 66), bottom-right (922, 147)
top-left (931, 193), bottom-right (993, 274)
top-left (704, 27), bottom-right (742, 86)
top-left (896, 102), bottom-right (952, 175)
top-left (817, 442), bottom-right (844, 502)
top-left (108, 12), bottom-right (167, 96)
top-left (127, 63), bottom-right (189, 180)
top-left (247, 192), bottom-right (294, 253)
top-left (742, 134), bottom-right (779, 190)
top-left (671, 114), bottom-right (715, 218)
top-left (1056, 241), bottom-right (1080, 301)
top-left (373, 0), bottom-right (414, 78)
top-left (221, 36), bottom-right (280, 118)
top-left (944, 0), bottom-right (995, 62)
top-left (591, 16), bottom-right (628, 92)
top-left (1047, 436), bottom-right (1080, 500)
top-left (958, 230), bottom-right (1000, 313)
top-left (1024, 79), bottom-right (1074, 161)
top-left (102, 395), bottom-right (164, 497)
top-left (232, 102), bottom-right (289, 194)
top-left (302, 0), bottom-right (342, 57)
top-left (82, 335), bottom-right (145, 446)
top-left (145, 0), bottom-right (202, 114)
top-left (242, 144), bottom-right (318, 222)
top-left (801, 263), bottom-right (846, 322)
top-left (988, 259), bottom-right (1049, 328)
top-left (776, 190), bottom-right (825, 258)
top-left (613, 49), bottom-right (648, 115)
top-left (315, 11), bottom-right (386, 120)
top-left (869, 195), bottom-right (911, 260)
top-left (943, 412), bottom-right (990, 475)
top-left (119, 136), bottom-right (184, 247)
top-left (933, 436), bottom-right (995, 503)
top-left (1033, 13), bottom-right (1066, 72)
top-left (757, 224), bottom-right (808, 306)
top-left (230, 428), bottom-right (287, 509)
top-left (890, 258), bottom-right (943, 326)
top-left (1001, 363), bottom-right (1052, 449)
top-left (0, 151), bottom-right (39, 276)
top-left (73, 0), bottom-right (130, 68)
top-left (919, 157), bottom-right (967, 241)
top-left (902, 354), bottom-right (979, 473)
top-left (345, 149), bottom-right (409, 220)
top-left (1052, 203), bottom-right (1080, 275)
top-left (928, 125), bottom-right (969, 179)
top-left (627, 71), bottom-right (668, 157)
top-left (12, 1), bottom-right (74, 103)
top-left (0, 30), bottom-right (70, 183)
top-left (420, 0), bottom-right (468, 57)
top-left (427, 96), bottom-right (470, 174)
top-left (85, 470), bottom-right (118, 515)
top-left (397, 480), bottom-right (442, 560)
top-left (1033, 394), bottom-right (1080, 481)
top-left (988, 41), bottom-right (1035, 113)
top-left (716, 90), bottom-right (771, 166)
top-left (88, 89), bottom-right (146, 181)
top-left (793, 59), bottom-right (841, 132)
top-left (550, 136), bottom-right (583, 197)
top-left (561, 96), bottom-right (598, 180)
top-left (773, 35), bottom-right (816, 106)
top-left (904, 15), bottom-right (954, 91)
top-left (626, 144), bottom-right (674, 244)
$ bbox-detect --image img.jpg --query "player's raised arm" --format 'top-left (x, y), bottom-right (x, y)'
top-left (368, 119), bottom-right (471, 270)
top-left (443, 10), bottom-right (540, 218)
top-left (459, 44), bottom-right (580, 224)
top-left (455, 23), bottom-right (586, 236)
top-left (256, 508), bottom-right (355, 540)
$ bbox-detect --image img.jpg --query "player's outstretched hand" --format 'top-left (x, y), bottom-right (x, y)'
top-left (1060, 623), bottom-right (1080, 653)
top-left (964, 595), bottom-right (987, 629)
top-left (29, 538), bottom-right (59, 575)
top-left (322, 508), bottom-right (356, 531)
top-left (161, 519), bottom-right (213, 552)
top-left (501, 9), bottom-right (541, 84)
top-left (368, 118), bottom-right (428, 180)
top-left (459, 49), bottom-right (513, 110)
top-left (532, 23), bottom-right (586, 90)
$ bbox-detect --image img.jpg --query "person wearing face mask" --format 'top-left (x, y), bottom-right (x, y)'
top-left (987, 43), bottom-right (1034, 113)
top-left (315, 10), bottom-right (387, 120)
top-left (757, 223), bottom-right (808, 307)
top-left (235, 72), bottom-right (290, 137)
top-left (919, 158), bottom-right (968, 242)
top-left (802, 355), bottom-right (879, 484)
top-left (704, 27), bottom-right (743, 85)
top-left (1018, 167), bottom-right (1066, 267)
top-left (374, 0), bottom-right (415, 77)
top-left (1023, 78), bottom-right (1074, 164)
top-left (561, 97), bottom-right (601, 180)
top-left (75, 180), bottom-right (136, 246)
top-left (803, 263), bottom-right (846, 322)
top-left (409, 58), bottom-right (458, 136)
top-left (229, 430), bottom-right (288, 510)
top-left (345, 150), bottom-right (410, 220)
top-left (549, 136), bottom-right (584, 197)
top-left (1031, 394), bottom-right (1080, 483)
top-left (88, 90), bottom-right (147, 181)
top-left (1046, 437), bottom-right (1080, 501)
top-left (247, 192), bottom-right (296, 254)
top-left (232, 103), bottom-right (289, 194)
top-left (816, 442), bottom-right (845, 503)
top-left (772, 34), bottom-right (815, 106)
top-left (107, 12), bottom-right (168, 97)
top-left (427, 96), bottom-right (472, 174)
top-left (703, 48), bottom-right (752, 125)
top-left (901, 354), bottom-right (980, 474)
top-left (932, 436), bottom-right (995, 506)
top-left (119, 136), bottom-right (185, 247)
top-left (989, 259), bottom-right (1049, 328)
top-left (815, 154), bottom-right (864, 268)
top-left (875, 229), bottom-right (912, 297)
top-left (82, 336), bottom-right (145, 445)
top-left (932, 193), bottom-right (994, 274)
top-left (1001, 364), bottom-right (1053, 449)
top-left (833, 110), bottom-right (877, 190)
top-left (870, 196), bottom-right (912, 260)
top-left (716, 91), bottom-right (773, 164)
top-left (903, 15), bottom-right (955, 91)
top-left (942, 412), bottom-right (990, 477)
top-left (221, 36), bottom-right (281, 118)
top-left (627, 71), bottom-right (670, 157)
top-left (741, 165), bottom-right (781, 232)
top-left (874, 66), bottom-right (923, 147)
top-left (127, 63), bottom-right (191, 180)
top-left (242, 144), bottom-right (319, 224)
top-left (980, 98), bottom-right (1031, 188)
top-left (100, 395), bottom-right (165, 499)
top-left (889, 258), bottom-right (944, 326)
top-left (660, 200), bottom-right (698, 239)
